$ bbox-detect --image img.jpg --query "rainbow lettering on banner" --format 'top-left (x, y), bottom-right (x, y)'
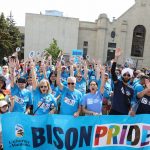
top-left (93, 124), bottom-right (150, 148)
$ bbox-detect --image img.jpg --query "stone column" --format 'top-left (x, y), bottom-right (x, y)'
top-left (120, 20), bottom-right (128, 64)
top-left (95, 14), bottom-right (108, 63)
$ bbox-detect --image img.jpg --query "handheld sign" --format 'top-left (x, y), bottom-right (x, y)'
top-left (72, 49), bottom-right (83, 57)
top-left (16, 47), bottom-right (20, 52)
top-left (29, 51), bottom-right (35, 58)
top-left (36, 51), bottom-right (41, 58)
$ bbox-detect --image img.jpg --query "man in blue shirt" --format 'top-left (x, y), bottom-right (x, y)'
top-left (57, 63), bottom-right (82, 117)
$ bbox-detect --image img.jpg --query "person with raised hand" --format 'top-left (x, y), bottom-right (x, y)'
top-left (75, 60), bottom-right (88, 96)
top-left (56, 61), bottom-right (82, 117)
top-left (81, 65), bottom-right (105, 116)
top-left (30, 59), bottom-right (57, 115)
top-left (129, 78), bottom-right (150, 116)
top-left (109, 48), bottom-right (134, 115)
top-left (9, 57), bottom-right (32, 114)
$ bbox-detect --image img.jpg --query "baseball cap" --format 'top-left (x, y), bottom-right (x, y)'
top-left (0, 75), bottom-right (6, 82)
top-left (0, 100), bottom-right (8, 107)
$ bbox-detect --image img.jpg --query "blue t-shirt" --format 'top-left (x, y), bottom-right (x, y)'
top-left (103, 81), bottom-right (112, 99)
top-left (36, 72), bottom-right (45, 82)
top-left (33, 88), bottom-right (57, 115)
top-left (81, 91), bottom-right (103, 114)
top-left (61, 71), bottom-right (69, 83)
top-left (75, 78), bottom-right (86, 96)
top-left (59, 86), bottom-right (82, 115)
top-left (11, 84), bottom-right (32, 112)
top-left (133, 83), bottom-right (144, 103)
top-left (50, 84), bottom-right (59, 98)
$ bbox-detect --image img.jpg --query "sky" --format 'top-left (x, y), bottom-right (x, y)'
top-left (0, 0), bottom-right (135, 26)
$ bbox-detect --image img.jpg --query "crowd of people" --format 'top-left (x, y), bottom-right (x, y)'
top-left (0, 48), bottom-right (149, 117)
top-left (0, 48), bottom-right (149, 149)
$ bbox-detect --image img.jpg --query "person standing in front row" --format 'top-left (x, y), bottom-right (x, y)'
top-left (56, 62), bottom-right (82, 117)
top-left (109, 48), bottom-right (134, 115)
top-left (81, 66), bottom-right (105, 115)
top-left (9, 57), bottom-right (32, 114)
top-left (30, 60), bottom-right (57, 115)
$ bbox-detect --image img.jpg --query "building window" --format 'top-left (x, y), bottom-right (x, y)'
top-left (83, 41), bottom-right (88, 47)
top-left (131, 25), bottom-right (146, 57)
top-left (107, 49), bottom-right (115, 61)
top-left (108, 42), bottom-right (116, 48)
top-left (83, 48), bottom-right (88, 59)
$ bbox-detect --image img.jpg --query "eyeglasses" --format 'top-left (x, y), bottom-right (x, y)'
top-left (123, 73), bottom-right (130, 77)
top-left (40, 86), bottom-right (47, 88)
top-left (77, 76), bottom-right (82, 78)
top-left (51, 76), bottom-right (56, 78)
top-left (90, 84), bottom-right (97, 86)
top-left (68, 83), bottom-right (75, 85)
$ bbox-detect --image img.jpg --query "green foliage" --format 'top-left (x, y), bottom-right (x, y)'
top-left (0, 12), bottom-right (22, 63)
top-left (45, 38), bottom-right (62, 64)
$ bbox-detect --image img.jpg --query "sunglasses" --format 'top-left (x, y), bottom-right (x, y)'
top-left (90, 84), bottom-right (97, 86)
top-left (68, 83), bottom-right (75, 85)
top-left (40, 86), bottom-right (47, 88)
top-left (123, 73), bottom-right (130, 77)
top-left (77, 76), bottom-right (82, 78)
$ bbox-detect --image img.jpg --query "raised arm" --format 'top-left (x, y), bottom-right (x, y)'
top-left (8, 57), bottom-right (17, 88)
top-left (111, 48), bottom-right (121, 83)
top-left (56, 61), bottom-right (64, 90)
top-left (83, 60), bottom-right (88, 79)
top-left (100, 66), bottom-right (105, 94)
top-left (70, 64), bottom-right (74, 77)
top-left (30, 59), bottom-right (37, 90)
top-left (137, 79), bottom-right (150, 99)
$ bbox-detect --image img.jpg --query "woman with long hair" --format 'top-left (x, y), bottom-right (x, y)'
top-left (30, 60), bottom-right (57, 115)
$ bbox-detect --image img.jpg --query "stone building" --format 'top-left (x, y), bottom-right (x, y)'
top-left (23, 0), bottom-right (150, 68)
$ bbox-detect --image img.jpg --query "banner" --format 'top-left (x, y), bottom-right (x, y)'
top-left (1, 113), bottom-right (150, 150)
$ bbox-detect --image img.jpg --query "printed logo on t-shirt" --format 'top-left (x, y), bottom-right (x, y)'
top-left (141, 97), bottom-right (148, 105)
top-left (121, 87), bottom-right (131, 96)
top-left (14, 96), bottom-right (24, 105)
top-left (121, 87), bottom-right (125, 94)
top-left (64, 97), bottom-right (75, 106)
top-left (38, 101), bottom-right (50, 110)
top-left (126, 91), bottom-right (131, 96)
top-left (87, 98), bottom-right (99, 105)
top-left (52, 91), bottom-right (56, 96)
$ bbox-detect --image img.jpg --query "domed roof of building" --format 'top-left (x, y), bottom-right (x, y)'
top-left (98, 13), bottom-right (108, 19)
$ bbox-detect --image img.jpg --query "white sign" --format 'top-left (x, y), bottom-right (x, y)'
top-left (36, 51), bottom-right (41, 58)
top-left (16, 47), bottom-right (20, 52)
top-left (29, 51), bottom-right (35, 58)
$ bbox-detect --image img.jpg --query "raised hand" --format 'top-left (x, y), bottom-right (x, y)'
top-left (100, 65), bottom-right (105, 74)
top-left (145, 79), bottom-right (150, 89)
top-left (56, 60), bottom-right (62, 71)
top-left (115, 48), bottom-right (121, 58)
top-left (29, 59), bottom-right (35, 69)
top-left (8, 57), bottom-right (17, 68)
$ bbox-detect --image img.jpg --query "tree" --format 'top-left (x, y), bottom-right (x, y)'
top-left (0, 13), bottom-right (11, 58)
top-left (0, 12), bottom-right (22, 64)
top-left (45, 38), bottom-right (62, 64)
top-left (7, 12), bottom-right (22, 52)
